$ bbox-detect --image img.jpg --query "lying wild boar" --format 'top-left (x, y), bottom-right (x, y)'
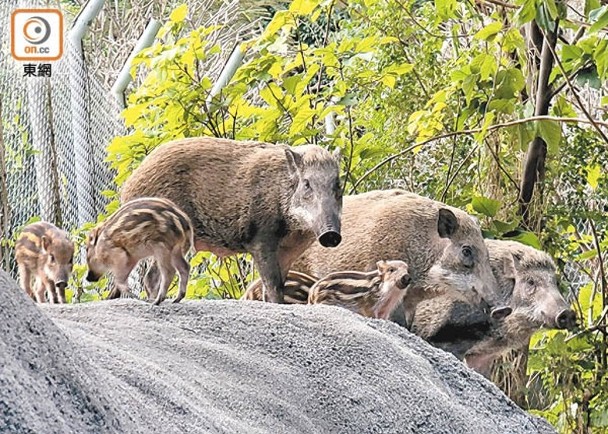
top-left (293, 189), bottom-right (499, 326)
top-left (15, 221), bottom-right (74, 304)
top-left (242, 270), bottom-right (317, 304)
top-left (121, 137), bottom-right (342, 303)
top-left (411, 286), bottom-right (512, 360)
top-left (308, 260), bottom-right (411, 319)
top-left (463, 240), bottom-right (577, 375)
top-left (86, 197), bottom-right (194, 305)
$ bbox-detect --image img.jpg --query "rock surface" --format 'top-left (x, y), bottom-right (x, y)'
top-left (1, 270), bottom-right (555, 433)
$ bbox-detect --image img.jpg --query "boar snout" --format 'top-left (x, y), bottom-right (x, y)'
top-left (86, 270), bottom-right (101, 282)
top-left (318, 230), bottom-right (342, 248)
top-left (555, 309), bottom-right (577, 330)
top-left (490, 306), bottom-right (512, 320)
top-left (397, 274), bottom-right (411, 289)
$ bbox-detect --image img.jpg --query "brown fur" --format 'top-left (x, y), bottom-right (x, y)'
top-left (411, 285), bottom-right (511, 361)
top-left (86, 197), bottom-right (194, 305)
top-left (241, 271), bottom-right (317, 304)
top-left (308, 260), bottom-right (411, 320)
top-left (463, 240), bottom-right (577, 376)
top-left (293, 189), bottom-right (498, 326)
top-left (15, 221), bottom-right (74, 304)
top-left (120, 137), bottom-right (342, 304)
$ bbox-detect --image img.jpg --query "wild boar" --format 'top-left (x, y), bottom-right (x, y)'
top-left (86, 197), bottom-right (194, 305)
top-left (293, 189), bottom-right (499, 326)
top-left (308, 260), bottom-right (411, 320)
top-left (15, 221), bottom-right (74, 304)
top-left (120, 137), bottom-right (342, 304)
top-left (242, 270), bottom-right (317, 304)
top-left (411, 286), bottom-right (512, 360)
top-left (463, 240), bottom-right (577, 375)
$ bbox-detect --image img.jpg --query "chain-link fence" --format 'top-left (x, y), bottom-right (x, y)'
top-left (0, 0), bottom-right (259, 289)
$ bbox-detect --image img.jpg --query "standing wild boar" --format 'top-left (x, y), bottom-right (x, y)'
top-left (86, 197), bottom-right (194, 305)
top-left (15, 221), bottom-right (74, 303)
top-left (120, 137), bottom-right (342, 304)
top-left (308, 260), bottom-right (411, 319)
top-left (242, 270), bottom-right (317, 304)
top-left (293, 189), bottom-right (499, 326)
top-left (463, 240), bottom-right (577, 375)
top-left (411, 285), bottom-right (512, 360)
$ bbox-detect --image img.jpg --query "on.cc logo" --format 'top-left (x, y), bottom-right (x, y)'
top-left (11, 9), bottom-right (63, 62)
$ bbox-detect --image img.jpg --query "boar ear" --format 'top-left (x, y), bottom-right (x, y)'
top-left (376, 260), bottom-right (387, 272)
top-left (88, 227), bottom-right (99, 246)
top-left (503, 253), bottom-right (520, 279)
top-left (437, 208), bottom-right (459, 239)
top-left (285, 148), bottom-right (303, 175)
top-left (331, 147), bottom-right (341, 164)
top-left (490, 306), bottom-right (512, 320)
top-left (41, 236), bottom-right (52, 253)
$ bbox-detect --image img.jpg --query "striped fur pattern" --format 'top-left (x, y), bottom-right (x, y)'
top-left (15, 221), bottom-right (75, 304)
top-left (241, 271), bottom-right (316, 304)
top-left (86, 197), bottom-right (194, 305)
top-left (309, 260), bottom-right (411, 320)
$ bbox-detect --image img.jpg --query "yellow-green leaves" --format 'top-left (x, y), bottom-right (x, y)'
top-left (471, 196), bottom-right (501, 218)
top-left (536, 119), bottom-right (562, 154)
top-left (169, 4), bottom-right (188, 23)
top-left (474, 22), bottom-right (503, 42)
top-left (435, 0), bottom-right (457, 20)
top-left (586, 164), bottom-right (601, 190)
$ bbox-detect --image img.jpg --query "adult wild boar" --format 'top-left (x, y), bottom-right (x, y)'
top-left (464, 240), bottom-right (577, 375)
top-left (411, 286), bottom-right (512, 361)
top-left (293, 189), bottom-right (499, 326)
top-left (120, 137), bottom-right (342, 303)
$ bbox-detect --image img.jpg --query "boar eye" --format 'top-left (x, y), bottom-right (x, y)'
top-left (303, 179), bottom-right (311, 190)
top-left (49, 255), bottom-right (55, 264)
top-left (526, 278), bottom-right (535, 286)
top-left (462, 246), bottom-right (473, 257)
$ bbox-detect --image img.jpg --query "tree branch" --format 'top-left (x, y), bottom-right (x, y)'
top-left (350, 114), bottom-right (608, 194)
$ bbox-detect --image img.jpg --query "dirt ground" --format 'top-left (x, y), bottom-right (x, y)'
top-left (0, 270), bottom-right (555, 433)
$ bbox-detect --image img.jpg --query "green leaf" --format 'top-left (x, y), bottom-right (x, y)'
top-left (576, 67), bottom-right (601, 89)
top-left (590, 6), bottom-right (608, 33)
top-left (515, 0), bottom-right (536, 25)
top-left (435, 0), bottom-right (457, 19)
top-left (587, 164), bottom-right (601, 189)
top-left (586, 0), bottom-right (601, 16)
top-left (289, 106), bottom-right (317, 135)
top-left (169, 4), bottom-right (188, 23)
top-left (289, 0), bottom-right (319, 15)
top-left (471, 196), bottom-right (501, 218)
top-left (506, 231), bottom-right (541, 249)
top-left (536, 119), bottom-right (562, 154)
top-left (545, 0), bottom-right (559, 19)
top-left (474, 22), bottom-right (503, 41)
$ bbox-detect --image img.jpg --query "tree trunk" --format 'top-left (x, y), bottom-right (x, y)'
top-left (519, 21), bottom-right (557, 228)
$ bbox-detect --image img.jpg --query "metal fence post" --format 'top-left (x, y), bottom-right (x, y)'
top-left (69, 0), bottom-right (105, 227)
top-left (111, 19), bottom-right (162, 108)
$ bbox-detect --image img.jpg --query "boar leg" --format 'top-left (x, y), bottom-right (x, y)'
top-left (252, 249), bottom-right (284, 304)
top-left (153, 255), bottom-right (176, 306)
top-left (33, 277), bottom-right (47, 303)
top-left (18, 264), bottom-right (35, 300)
top-left (47, 281), bottom-right (60, 304)
top-left (171, 250), bottom-right (190, 304)
top-left (112, 258), bottom-right (138, 299)
top-left (143, 261), bottom-right (161, 301)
